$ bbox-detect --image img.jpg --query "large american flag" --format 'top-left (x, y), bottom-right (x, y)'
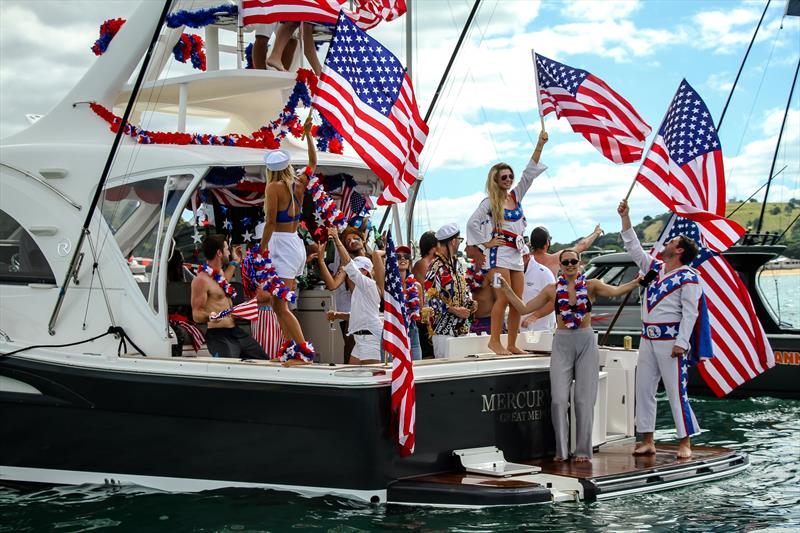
top-left (241, 0), bottom-right (406, 31)
top-left (312, 12), bottom-right (428, 205)
top-left (635, 79), bottom-right (744, 251)
top-left (533, 52), bottom-right (651, 164)
top-left (383, 232), bottom-right (415, 456)
top-left (654, 215), bottom-right (774, 396)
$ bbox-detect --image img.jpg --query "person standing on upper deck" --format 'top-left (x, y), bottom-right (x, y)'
top-left (467, 130), bottom-right (548, 355)
top-left (259, 117), bottom-right (316, 362)
top-left (618, 199), bottom-right (704, 459)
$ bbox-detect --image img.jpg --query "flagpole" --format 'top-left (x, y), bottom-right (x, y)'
top-left (531, 49), bottom-right (546, 132)
top-left (622, 81), bottom-right (679, 202)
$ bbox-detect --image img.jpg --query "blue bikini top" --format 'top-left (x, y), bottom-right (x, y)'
top-left (503, 191), bottom-right (523, 222)
top-left (275, 181), bottom-right (303, 223)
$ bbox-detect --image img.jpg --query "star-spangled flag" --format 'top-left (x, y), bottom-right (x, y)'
top-left (230, 298), bottom-right (260, 321)
top-left (533, 51), bottom-right (651, 164)
top-left (653, 215), bottom-right (774, 396)
top-left (241, 0), bottom-right (406, 31)
top-left (382, 231), bottom-right (415, 456)
top-left (312, 12), bottom-right (428, 205)
top-left (340, 182), bottom-right (373, 221)
top-left (635, 79), bottom-right (744, 252)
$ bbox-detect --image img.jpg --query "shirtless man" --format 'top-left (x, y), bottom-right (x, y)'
top-left (192, 235), bottom-right (267, 360)
top-left (530, 225), bottom-right (604, 278)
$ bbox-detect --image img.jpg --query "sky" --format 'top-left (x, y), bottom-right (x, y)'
top-left (1, 0), bottom-right (799, 245)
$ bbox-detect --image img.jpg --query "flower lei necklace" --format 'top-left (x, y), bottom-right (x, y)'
top-left (404, 274), bottom-right (421, 323)
top-left (465, 262), bottom-right (488, 290)
top-left (556, 274), bottom-right (589, 329)
top-left (198, 263), bottom-right (237, 299)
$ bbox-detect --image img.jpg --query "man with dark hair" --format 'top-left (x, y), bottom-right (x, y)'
top-left (413, 230), bottom-right (439, 358)
top-left (618, 199), bottom-right (704, 459)
top-left (191, 235), bottom-right (267, 360)
top-left (529, 225), bottom-right (604, 277)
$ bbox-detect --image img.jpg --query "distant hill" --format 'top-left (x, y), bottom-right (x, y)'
top-left (552, 201), bottom-right (800, 259)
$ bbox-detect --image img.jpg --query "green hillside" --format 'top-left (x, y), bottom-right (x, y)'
top-left (553, 201), bottom-right (800, 259)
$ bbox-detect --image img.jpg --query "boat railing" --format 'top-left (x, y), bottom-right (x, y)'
top-left (738, 232), bottom-right (782, 246)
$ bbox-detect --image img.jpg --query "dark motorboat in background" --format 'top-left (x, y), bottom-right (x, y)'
top-left (586, 239), bottom-right (800, 399)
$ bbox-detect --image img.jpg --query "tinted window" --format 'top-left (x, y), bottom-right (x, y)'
top-left (593, 264), bottom-right (641, 305)
top-left (0, 210), bottom-right (56, 284)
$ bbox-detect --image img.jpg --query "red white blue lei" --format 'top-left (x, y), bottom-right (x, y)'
top-left (404, 274), bottom-right (421, 322)
top-left (277, 339), bottom-right (316, 363)
top-left (465, 263), bottom-right (488, 290)
top-left (198, 263), bottom-right (237, 299)
top-left (242, 245), bottom-right (297, 303)
top-left (556, 274), bottom-right (589, 329)
top-left (306, 172), bottom-right (346, 228)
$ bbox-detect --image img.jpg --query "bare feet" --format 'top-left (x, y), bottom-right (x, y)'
top-left (282, 359), bottom-right (310, 367)
top-left (573, 456), bottom-right (591, 464)
top-left (632, 442), bottom-right (656, 455)
top-left (677, 437), bottom-right (692, 459)
top-left (488, 340), bottom-right (511, 355)
top-left (508, 345), bottom-right (526, 355)
top-left (266, 58), bottom-right (286, 72)
top-left (553, 456), bottom-right (567, 462)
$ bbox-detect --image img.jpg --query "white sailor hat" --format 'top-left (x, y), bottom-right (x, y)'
top-left (264, 149), bottom-right (291, 171)
top-left (352, 256), bottom-right (373, 272)
top-left (435, 223), bottom-right (460, 241)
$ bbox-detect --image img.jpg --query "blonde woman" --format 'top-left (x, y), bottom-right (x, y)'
top-left (258, 118), bottom-right (316, 358)
top-left (467, 130), bottom-right (548, 355)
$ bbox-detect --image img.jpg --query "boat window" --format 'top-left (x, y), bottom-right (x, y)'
top-left (593, 265), bottom-right (641, 305)
top-left (0, 209), bottom-right (56, 284)
top-left (757, 266), bottom-right (798, 330)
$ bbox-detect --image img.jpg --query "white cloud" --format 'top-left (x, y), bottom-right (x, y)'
top-left (563, 0), bottom-right (642, 22)
top-left (421, 118), bottom-right (522, 172)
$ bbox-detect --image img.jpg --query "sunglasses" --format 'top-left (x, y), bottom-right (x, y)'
top-left (498, 174), bottom-right (514, 182)
top-left (397, 254), bottom-right (411, 260)
top-left (560, 259), bottom-right (579, 266)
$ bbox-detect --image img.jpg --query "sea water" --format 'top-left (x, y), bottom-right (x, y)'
top-left (758, 272), bottom-right (800, 328)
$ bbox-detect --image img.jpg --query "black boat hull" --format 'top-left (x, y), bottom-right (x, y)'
top-left (0, 356), bottom-right (555, 499)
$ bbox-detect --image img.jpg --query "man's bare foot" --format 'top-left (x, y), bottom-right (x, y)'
top-left (573, 456), bottom-right (591, 463)
top-left (553, 456), bottom-right (567, 462)
top-left (508, 345), bottom-right (526, 355)
top-left (677, 443), bottom-right (692, 459)
top-left (266, 59), bottom-right (286, 71)
top-left (632, 442), bottom-right (656, 455)
top-left (488, 341), bottom-right (511, 355)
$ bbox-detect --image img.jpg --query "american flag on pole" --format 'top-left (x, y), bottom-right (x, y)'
top-left (533, 51), bottom-right (651, 164)
top-left (635, 79), bottom-right (744, 252)
top-left (312, 12), bottom-right (428, 205)
top-left (383, 231), bottom-right (415, 455)
top-left (654, 215), bottom-right (774, 397)
top-left (339, 183), bottom-right (373, 221)
top-left (241, 0), bottom-right (406, 31)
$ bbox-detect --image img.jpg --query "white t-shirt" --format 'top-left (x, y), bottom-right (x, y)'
top-left (329, 250), bottom-right (351, 313)
top-left (343, 261), bottom-right (383, 336)
top-left (522, 256), bottom-right (556, 332)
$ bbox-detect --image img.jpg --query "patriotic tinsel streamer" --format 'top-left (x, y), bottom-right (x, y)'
top-left (242, 245), bottom-right (297, 304)
top-left (173, 34), bottom-right (207, 71)
top-left (306, 172), bottom-right (346, 228)
top-left (277, 339), bottom-right (316, 363)
top-left (404, 274), bottom-right (421, 324)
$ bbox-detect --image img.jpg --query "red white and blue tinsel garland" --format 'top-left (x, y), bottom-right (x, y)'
top-left (92, 18), bottom-right (126, 56)
top-left (173, 34), bottom-right (206, 71)
top-left (242, 244), bottom-right (297, 304)
top-left (404, 274), bottom-right (421, 323)
top-left (556, 274), bottom-right (589, 329)
top-left (277, 339), bottom-right (316, 363)
top-left (198, 262), bottom-right (237, 299)
top-left (306, 172), bottom-right (346, 228)
top-left (465, 263), bottom-right (488, 290)
top-left (89, 69), bottom-right (343, 154)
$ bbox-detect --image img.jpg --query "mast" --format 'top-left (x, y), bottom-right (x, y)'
top-left (756, 55), bottom-right (800, 234)
top-left (48, 0), bottom-right (174, 335)
top-left (401, 0), bottom-right (482, 241)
